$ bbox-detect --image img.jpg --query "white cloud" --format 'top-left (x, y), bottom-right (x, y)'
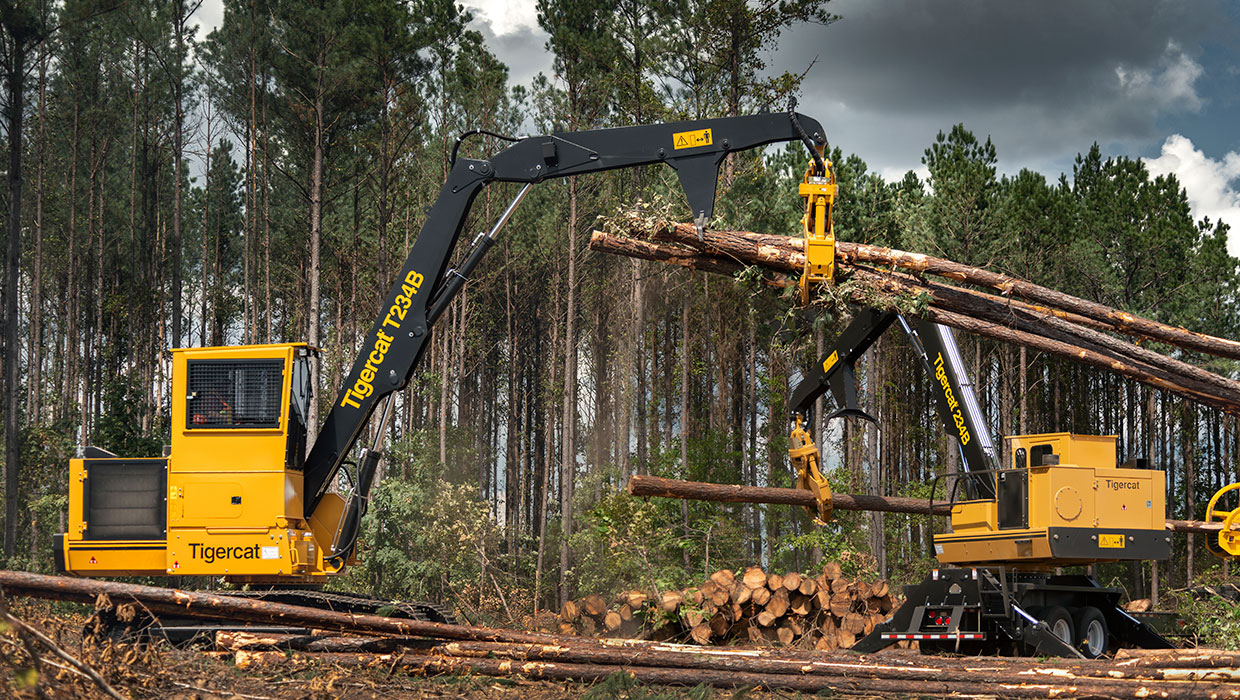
top-left (1115, 42), bottom-right (1205, 113)
top-left (460, 0), bottom-right (541, 37)
top-left (1145, 134), bottom-right (1240, 255)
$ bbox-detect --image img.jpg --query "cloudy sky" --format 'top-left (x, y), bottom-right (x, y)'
top-left (195, 0), bottom-right (1240, 253)
top-left (457, 0), bottom-right (1240, 254)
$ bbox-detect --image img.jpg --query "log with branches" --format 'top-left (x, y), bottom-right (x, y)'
top-left (589, 215), bottom-right (1240, 414)
top-left (627, 474), bottom-right (1229, 536)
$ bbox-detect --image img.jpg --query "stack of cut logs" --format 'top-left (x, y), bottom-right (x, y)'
top-left (556, 562), bottom-right (895, 649)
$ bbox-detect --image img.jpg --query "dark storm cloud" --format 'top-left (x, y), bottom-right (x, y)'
top-left (468, 15), bottom-right (552, 91)
top-left (779, 0), bottom-right (1230, 174)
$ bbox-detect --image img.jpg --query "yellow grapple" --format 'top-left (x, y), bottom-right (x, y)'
top-left (789, 414), bottom-right (833, 524)
top-left (798, 147), bottom-right (837, 305)
top-left (1206, 482), bottom-right (1240, 558)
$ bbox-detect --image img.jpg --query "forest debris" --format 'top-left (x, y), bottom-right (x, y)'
top-left (0, 605), bottom-right (129, 700)
top-left (627, 473), bottom-right (1232, 535)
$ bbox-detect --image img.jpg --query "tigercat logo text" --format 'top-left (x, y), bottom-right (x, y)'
top-left (1105, 479), bottom-right (1140, 491)
top-left (341, 270), bottom-right (424, 409)
top-left (933, 353), bottom-right (971, 447)
top-left (190, 543), bottom-right (260, 564)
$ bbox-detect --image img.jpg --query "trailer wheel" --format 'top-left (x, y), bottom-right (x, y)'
top-left (1073, 606), bottom-right (1109, 659)
top-left (1040, 605), bottom-right (1074, 647)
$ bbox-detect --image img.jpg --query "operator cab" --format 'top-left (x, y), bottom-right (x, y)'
top-left (58, 343), bottom-right (353, 582)
top-left (934, 432), bottom-right (1170, 566)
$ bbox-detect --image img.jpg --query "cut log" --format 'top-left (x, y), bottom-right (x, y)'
top-left (743, 566), bottom-right (767, 590)
top-left (799, 577), bottom-right (817, 597)
top-left (756, 610), bottom-right (778, 627)
top-left (582, 594), bottom-right (608, 618)
top-left (789, 593), bottom-right (812, 616)
top-left (603, 611), bottom-right (623, 632)
top-left (1124, 598), bottom-right (1153, 613)
top-left (690, 623), bottom-right (712, 645)
top-left (842, 612), bottom-right (867, 635)
top-left (661, 590), bottom-right (684, 613)
top-left (765, 588), bottom-right (789, 618)
top-left (619, 604), bottom-right (633, 622)
top-left (782, 572), bottom-right (802, 592)
top-left (829, 593), bottom-right (852, 618)
top-left (767, 573), bottom-right (784, 591)
top-left (815, 587), bottom-right (831, 610)
top-left (836, 629), bottom-right (856, 648)
top-left (733, 582), bottom-right (752, 606)
top-left (831, 577), bottom-right (850, 595)
top-left (560, 599), bottom-right (579, 623)
top-left (751, 585), bottom-right (772, 606)
top-left (775, 621), bottom-right (796, 646)
top-left (710, 569), bottom-right (735, 589)
top-left (709, 613), bottom-right (730, 638)
top-left (627, 474), bottom-right (1226, 535)
top-left (822, 562), bottom-right (843, 580)
top-left (625, 590), bottom-right (648, 609)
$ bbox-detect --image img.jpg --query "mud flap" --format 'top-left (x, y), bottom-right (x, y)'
top-left (1104, 607), bottom-right (1174, 650)
top-left (1025, 621), bottom-right (1085, 658)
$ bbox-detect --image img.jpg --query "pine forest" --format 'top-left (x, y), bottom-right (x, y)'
top-left (1, 0), bottom-right (1238, 631)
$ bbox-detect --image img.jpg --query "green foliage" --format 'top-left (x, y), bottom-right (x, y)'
top-left (94, 375), bottom-right (165, 459)
top-left (1174, 593), bottom-right (1240, 650)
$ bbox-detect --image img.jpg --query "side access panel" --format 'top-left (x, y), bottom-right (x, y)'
top-left (60, 457), bottom-right (168, 575)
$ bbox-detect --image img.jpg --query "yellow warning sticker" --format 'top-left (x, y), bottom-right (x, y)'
top-left (822, 351), bottom-right (840, 374)
top-left (673, 128), bottom-right (712, 150)
top-left (1098, 534), bottom-right (1126, 548)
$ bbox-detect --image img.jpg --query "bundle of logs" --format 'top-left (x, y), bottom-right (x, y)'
top-left (553, 562), bottom-right (894, 650)
top-left (589, 213), bottom-right (1240, 415)
top-left (7, 570), bottom-right (1240, 699)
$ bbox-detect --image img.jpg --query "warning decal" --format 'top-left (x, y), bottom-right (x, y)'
top-left (673, 128), bottom-right (712, 150)
top-left (1098, 534), bottom-right (1126, 548)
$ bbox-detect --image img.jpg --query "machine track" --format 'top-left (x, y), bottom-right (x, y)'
top-left (92, 588), bottom-right (460, 646)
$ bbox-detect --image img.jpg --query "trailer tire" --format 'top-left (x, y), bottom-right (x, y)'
top-left (1073, 606), bottom-right (1109, 659)
top-left (1040, 606), bottom-right (1075, 647)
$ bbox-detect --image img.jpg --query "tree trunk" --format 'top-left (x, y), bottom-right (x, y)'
top-left (171, 0), bottom-right (185, 349)
top-left (306, 68), bottom-right (325, 444)
top-left (559, 176), bottom-right (579, 607)
top-left (3, 37), bottom-right (26, 559)
top-left (680, 294), bottom-right (692, 573)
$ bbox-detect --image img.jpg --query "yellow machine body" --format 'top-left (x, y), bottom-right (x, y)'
top-left (934, 433), bottom-right (1169, 567)
top-left (58, 343), bottom-right (354, 582)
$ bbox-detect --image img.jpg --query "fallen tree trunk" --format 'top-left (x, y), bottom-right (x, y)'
top-left (651, 218), bottom-right (1240, 361)
top-left (0, 569), bottom-right (566, 645)
top-left (590, 221), bottom-right (1240, 415)
top-left (433, 640), bottom-right (1240, 685)
top-left (627, 475), bottom-right (1227, 535)
top-left (231, 648), bottom-right (1240, 699)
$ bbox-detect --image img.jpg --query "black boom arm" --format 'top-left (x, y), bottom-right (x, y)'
top-left (303, 113), bottom-right (829, 531)
top-left (790, 309), bottom-right (998, 501)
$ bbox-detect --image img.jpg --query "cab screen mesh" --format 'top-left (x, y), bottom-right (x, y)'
top-left (83, 460), bottom-right (166, 540)
top-left (186, 359), bottom-right (284, 429)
